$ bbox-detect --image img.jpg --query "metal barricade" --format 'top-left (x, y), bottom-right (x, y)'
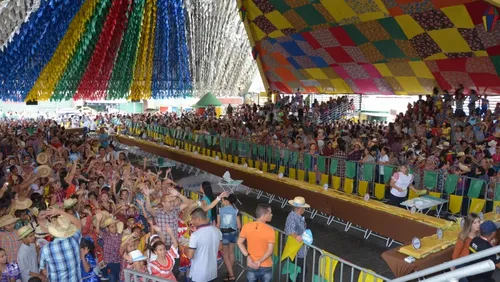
top-left (124, 269), bottom-right (175, 282)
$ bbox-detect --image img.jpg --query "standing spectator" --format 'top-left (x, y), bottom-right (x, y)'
top-left (17, 226), bottom-right (43, 282)
top-left (237, 204), bottom-right (274, 282)
top-left (217, 194), bottom-right (241, 281)
top-left (0, 214), bottom-right (22, 263)
top-left (39, 208), bottom-right (82, 282)
top-left (285, 197), bottom-right (309, 282)
top-left (95, 214), bottom-right (124, 282)
top-left (186, 208), bottom-right (222, 282)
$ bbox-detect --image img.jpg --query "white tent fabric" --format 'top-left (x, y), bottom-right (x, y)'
top-left (0, 0), bottom-right (40, 51)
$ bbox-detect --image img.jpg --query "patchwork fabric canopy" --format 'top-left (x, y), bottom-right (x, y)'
top-left (241, 0), bottom-right (500, 95)
top-left (0, 0), bottom-right (256, 102)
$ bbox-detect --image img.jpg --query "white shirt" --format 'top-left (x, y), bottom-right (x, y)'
top-left (188, 224), bottom-right (222, 282)
top-left (379, 154), bottom-right (389, 174)
top-left (390, 172), bottom-right (414, 198)
top-left (18, 243), bottom-right (38, 282)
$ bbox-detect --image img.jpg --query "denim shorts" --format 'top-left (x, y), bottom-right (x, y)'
top-left (222, 231), bottom-right (237, 245)
top-left (247, 267), bottom-right (272, 282)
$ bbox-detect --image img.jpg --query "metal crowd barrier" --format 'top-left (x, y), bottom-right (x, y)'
top-left (123, 120), bottom-right (500, 221)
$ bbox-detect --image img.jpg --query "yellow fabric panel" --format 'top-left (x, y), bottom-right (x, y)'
top-left (374, 183), bottom-right (385, 200)
top-left (245, 0), bottom-right (263, 21)
top-left (289, 168), bottom-right (297, 179)
top-left (241, 157), bottom-right (246, 164)
top-left (474, 51), bottom-right (488, 57)
top-left (358, 11), bottom-right (385, 22)
top-left (409, 61), bottom-right (434, 79)
top-left (279, 166), bottom-right (286, 174)
top-left (319, 253), bottom-right (339, 281)
top-left (273, 230), bottom-right (280, 256)
top-left (428, 29), bottom-right (471, 53)
top-left (217, 152), bottom-right (222, 159)
top-left (469, 198), bottom-right (486, 214)
top-left (344, 178), bottom-right (354, 194)
top-left (395, 15), bottom-right (424, 39)
top-left (441, 5), bottom-right (474, 28)
top-left (248, 159), bottom-right (254, 168)
top-left (358, 271), bottom-right (384, 282)
top-left (308, 172), bottom-right (316, 184)
top-left (249, 22), bottom-right (267, 41)
top-left (321, 0), bottom-right (356, 22)
top-left (268, 30), bottom-right (285, 38)
top-left (330, 78), bottom-right (353, 93)
top-left (395, 77), bottom-right (425, 93)
top-left (234, 156), bottom-right (239, 164)
top-left (374, 63), bottom-right (392, 77)
top-left (306, 68), bottom-right (328, 79)
top-left (262, 162), bottom-right (268, 173)
top-left (228, 155), bottom-right (233, 163)
top-left (222, 153), bottom-right (227, 161)
top-left (270, 164), bottom-right (276, 171)
top-left (358, 181), bottom-right (368, 196)
top-left (265, 10), bottom-right (292, 30)
top-left (332, 176), bottom-right (341, 190)
top-left (321, 174), bottom-right (329, 187)
top-left (408, 189), bottom-right (418, 200)
top-left (202, 148), bottom-right (206, 155)
top-left (428, 192), bottom-right (441, 210)
top-left (424, 53), bottom-right (448, 60)
top-left (449, 195), bottom-right (463, 214)
top-left (297, 170), bottom-right (305, 182)
top-left (255, 161), bottom-right (261, 170)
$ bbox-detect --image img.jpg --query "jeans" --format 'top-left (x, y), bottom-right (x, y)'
top-left (102, 262), bottom-right (120, 282)
top-left (247, 266), bottom-right (272, 282)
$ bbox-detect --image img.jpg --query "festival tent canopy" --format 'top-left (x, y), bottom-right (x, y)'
top-left (194, 92), bottom-right (222, 108)
top-left (0, 0), bottom-right (256, 102)
top-left (240, 0), bottom-right (500, 95)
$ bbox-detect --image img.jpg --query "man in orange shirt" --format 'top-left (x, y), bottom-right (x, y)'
top-left (237, 204), bottom-right (275, 282)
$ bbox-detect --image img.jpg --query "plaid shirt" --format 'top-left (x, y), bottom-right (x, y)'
top-left (0, 230), bottom-right (21, 263)
top-left (102, 231), bottom-right (122, 263)
top-left (40, 230), bottom-right (82, 282)
top-left (155, 207), bottom-right (180, 246)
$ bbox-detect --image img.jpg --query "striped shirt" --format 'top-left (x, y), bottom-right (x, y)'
top-left (0, 230), bottom-right (21, 263)
top-left (40, 230), bottom-right (82, 282)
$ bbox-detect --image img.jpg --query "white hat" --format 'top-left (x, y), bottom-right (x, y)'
top-left (17, 225), bottom-right (34, 239)
top-left (489, 140), bottom-right (498, 147)
top-left (436, 145), bottom-right (444, 150)
top-left (129, 250), bottom-right (147, 262)
top-left (47, 216), bottom-right (78, 238)
top-left (63, 198), bottom-right (78, 209)
top-left (288, 196), bottom-right (310, 208)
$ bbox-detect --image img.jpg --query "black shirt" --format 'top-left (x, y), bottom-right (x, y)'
top-left (467, 237), bottom-right (500, 281)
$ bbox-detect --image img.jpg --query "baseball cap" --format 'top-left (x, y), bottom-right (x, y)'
top-left (480, 220), bottom-right (497, 236)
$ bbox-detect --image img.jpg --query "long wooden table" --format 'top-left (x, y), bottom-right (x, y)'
top-left (117, 135), bottom-right (443, 244)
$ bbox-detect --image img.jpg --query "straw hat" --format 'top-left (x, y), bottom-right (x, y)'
top-left (442, 141), bottom-right (450, 147)
top-left (488, 140), bottom-right (498, 147)
top-left (35, 165), bottom-right (52, 178)
top-left (29, 207), bottom-right (39, 217)
top-left (92, 211), bottom-right (112, 229)
top-left (102, 217), bottom-right (124, 234)
top-left (17, 225), bottom-right (34, 239)
top-left (288, 196), bottom-right (310, 208)
top-left (129, 250), bottom-right (147, 262)
top-left (13, 198), bottom-right (32, 211)
top-left (47, 216), bottom-right (78, 238)
top-left (457, 152), bottom-right (465, 157)
top-left (121, 234), bottom-right (139, 248)
top-left (436, 145), bottom-right (444, 150)
top-left (458, 163), bottom-right (471, 173)
top-left (36, 153), bottom-right (48, 165)
top-left (0, 215), bottom-right (19, 228)
top-left (53, 161), bottom-right (65, 167)
top-left (63, 198), bottom-right (78, 209)
top-left (34, 225), bottom-right (48, 238)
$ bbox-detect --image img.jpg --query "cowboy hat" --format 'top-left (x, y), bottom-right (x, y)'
top-left (457, 152), bottom-right (465, 157)
top-left (63, 198), bottom-right (78, 209)
top-left (17, 225), bottom-right (34, 240)
top-left (47, 216), bottom-right (78, 238)
top-left (35, 165), bottom-right (52, 178)
top-left (13, 198), bottom-right (32, 211)
top-left (92, 211), bottom-right (112, 229)
top-left (121, 234), bottom-right (139, 248)
top-left (129, 250), bottom-right (147, 262)
top-left (442, 141), bottom-right (450, 147)
top-left (288, 196), bottom-right (310, 208)
top-left (36, 153), bottom-right (48, 165)
top-left (0, 215), bottom-right (19, 228)
top-left (52, 161), bottom-right (65, 167)
top-left (458, 163), bottom-right (471, 173)
top-left (436, 145), bottom-right (444, 150)
top-left (488, 140), bottom-right (498, 147)
top-left (34, 225), bottom-right (48, 238)
top-left (102, 217), bottom-right (124, 234)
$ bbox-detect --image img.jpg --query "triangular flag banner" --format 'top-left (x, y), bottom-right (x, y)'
top-left (280, 236), bottom-right (304, 262)
top-left (483, 6), bottom-right (500, 32)
top-left (281, 259), bottom-right (302, 282)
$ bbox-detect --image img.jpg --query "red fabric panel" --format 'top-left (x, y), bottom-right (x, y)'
top-left (432, 72), bottom-right (452, 90)
top-left (354, 79), bottom-right (379, 93)
top-left (435, 58), bottom-right (467, 72)
top-left (301, 32), bottom-right (322, 50)
top-left (465, 1), bottom-right (490, 25)
top-left (329, 27), bottom-right (356, 46)
top-left (325, 47), bottom-right (353, 63)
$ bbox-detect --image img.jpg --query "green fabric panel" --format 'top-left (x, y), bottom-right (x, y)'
top-left (259, 145), bottom-right (266, 157)
top-left (384, 166), bottom-right (394, 183)
top-left (294, 5), bottom-right (326, 26)
top-left (345, 161), bottom-right (356, 179)
top-left (468, 179), bottom-right (485, 198)
top-left (283, 149), bottom-right (290, 164)
top-left (290, 151), bottom-right (298, 165)
top-left (267, 0), bottom-right (290, 14)
top-left (330, 158), bottom-right (338, 174)
top-left (267, 147), bottom-right (273, 161)
top-left (343, 24), bottom-right (368, 45)
top-left (219, 137), bottom-right (225, 150)
top-left (252, 144), bottom-right (257, 155)
top-left (495, 183), bottom-right (500, 201)
top-left (363, 163), bottom-right (375, 181)
top-left (317, 156), bottom-right (326, 173)
top-left (423, 171), bottom-right (438, 190)
top-left (313, 275), bottom-right (328, 282)
top-left (304, 154), bottom-right (311, 169)
top-left (237, 141), bottom-right (243, 151)
top-left (281, 259), bottom-right (302, 282)
top-left (206, 135), bottom-right (212, 146)
top-left (378, 17), bottom-right (407, 40)
top-left (444, 174), bottom-right (459, 194)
